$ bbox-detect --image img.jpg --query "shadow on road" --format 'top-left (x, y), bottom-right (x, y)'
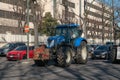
top-left (0, 57), bottom-right (120, 80)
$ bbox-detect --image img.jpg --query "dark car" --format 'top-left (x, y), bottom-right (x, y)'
top-left (87, 44), bottom-right (99, 54)
top-left (106, 42), bottom-right (115, 45)
top-left (91, 45), bottom-right (111, 59)
top-left (0, 42), bottom-right (26, 56)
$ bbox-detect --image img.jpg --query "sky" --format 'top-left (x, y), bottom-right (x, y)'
top-left (97, 0), bottom-right (120, 8)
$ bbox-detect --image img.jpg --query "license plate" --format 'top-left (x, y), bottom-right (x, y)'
top-left (101, 55), bottom-right (105, 58)
top-left (10, 55), bottom-right (13, 57)
top-left (95, 55), bottom-right (100, 57)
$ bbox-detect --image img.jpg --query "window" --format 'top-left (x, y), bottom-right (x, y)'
top-left (62, 10), bottom-right (75, 18)
top-left (68, 1), bottom-right (75, 8)
top-left (61, 0), bottom-right (75, 8)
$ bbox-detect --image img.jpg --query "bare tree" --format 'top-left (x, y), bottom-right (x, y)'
top-left (30, 0), bottom-right (47, 48)
top-left (12, 0), bottom-right (26, 34)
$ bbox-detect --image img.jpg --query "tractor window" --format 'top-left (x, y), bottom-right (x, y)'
top-left (55, 27), bottom-right (81, 38)
top-left (70, 28), bottom-right (79, 38)
top-left (55, 28), bottom-right (61, 35)
top-left (55, 28), bottom-right (67, 36)
top-left (62, 29), bottom-right (67, 36)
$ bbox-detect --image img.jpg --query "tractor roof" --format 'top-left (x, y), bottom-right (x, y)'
top-left (56, 24), bottom-right (79, 28)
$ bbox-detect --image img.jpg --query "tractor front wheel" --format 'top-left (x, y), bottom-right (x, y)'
top-left (56, 47), bottom-right (72, 67)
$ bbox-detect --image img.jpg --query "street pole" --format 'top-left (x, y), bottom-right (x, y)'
top-left (26, 0), bottom-right (30, 59)
top-left (53, 0), bottom-right (56, 18)
top-left (101, 0), bottom-right (105, 44)
top-left (79, 0), bottom-right (82, 29)
top-left (64, 0), bottom-right (68, 24)
top-left (111, 0), bottom-right (114, 42)
top-left (84, 0), bottom-right (87, 39)
top-left (102, 3), bottom-right (104, 44)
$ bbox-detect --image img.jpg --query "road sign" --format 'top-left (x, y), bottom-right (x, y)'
top-left (24, 25), bottom-right (29, 33)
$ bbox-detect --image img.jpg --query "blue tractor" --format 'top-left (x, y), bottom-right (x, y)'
top-left (33, 24), bottom-right (88, 67)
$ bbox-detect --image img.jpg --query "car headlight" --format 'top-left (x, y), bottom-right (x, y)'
top-left (101, 52), bottom-right (107, 55)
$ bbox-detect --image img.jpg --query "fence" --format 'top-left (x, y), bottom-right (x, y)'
top-left (0, 33), bottom-right (48, 46)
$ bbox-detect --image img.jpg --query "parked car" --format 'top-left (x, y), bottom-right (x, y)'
top-left (0, 42), bottom-right (26, 56)
top-left (6, 46), bottom-right (34, 60)
top-left (106, 42), bottom-right (115, 45)
top-left (87, 44), bottom-right (99, 55)
top-left (91, 45), bottom-right (111, 59)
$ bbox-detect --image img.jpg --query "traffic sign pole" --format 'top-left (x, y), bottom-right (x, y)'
top-left (26, 0), bottom-right (30, 60)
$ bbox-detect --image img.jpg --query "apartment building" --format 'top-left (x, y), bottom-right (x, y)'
top-left (84, 0), bottom-right (113, 44)
top-left (0, 0), bottom-right (113, 44)
top-left (0, 0), bottom-right (34, 35)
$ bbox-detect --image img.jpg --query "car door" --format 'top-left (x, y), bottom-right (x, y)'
top-left (29, 46), bottom-right (34, 58)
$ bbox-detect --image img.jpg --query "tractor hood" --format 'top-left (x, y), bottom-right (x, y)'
top-left (47, 35), bottom-right (65, 48)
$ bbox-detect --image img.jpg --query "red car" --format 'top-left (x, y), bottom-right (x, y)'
top-left (6, 46), bottom-right (34, 60)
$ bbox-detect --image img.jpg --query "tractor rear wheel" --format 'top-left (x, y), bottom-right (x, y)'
top-left (110, 48), bottom-right (117, 63)
top-left (56, 47), bottom-right (72, 67)
top-left (75, 41), bottom-right (88, 64)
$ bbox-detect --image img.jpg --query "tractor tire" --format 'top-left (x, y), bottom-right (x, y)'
top-left (34, 60), bottom-right (48, 66)
top-left (56, 47), bottom-right (72, 67)
top-left (110, 48), bottom-right (117, 63)
top-left (75, 41), bottom-right (88, 64)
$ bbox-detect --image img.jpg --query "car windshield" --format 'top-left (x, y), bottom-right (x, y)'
top-left (29, 46), bottom-right (34, 50)
top-left (106, 42), bottom-right (115, 45)
top-left (15, 46), bottom-right (34, 51)
top-left (15, 46), bottom-right (27, 50)
top-left (2, 43), bottom-right (12, 48)
top-left (96, 46), bottom-right (108, 51)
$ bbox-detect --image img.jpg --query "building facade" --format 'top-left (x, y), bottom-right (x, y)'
top-left (0, 0), bottom-right (34, 35)
top-left (0, 0), bottom-right (113, 44)
top-left (43, 0), bottom-right (113, 44)
top-left (84, 0), bottom-right (113, 44)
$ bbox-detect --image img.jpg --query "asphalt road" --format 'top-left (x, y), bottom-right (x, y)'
top-left (0, 57), bottom-right (120, 80)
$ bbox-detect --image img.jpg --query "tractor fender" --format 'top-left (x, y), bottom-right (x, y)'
top-left (73, 38), bottom-right (87, 47)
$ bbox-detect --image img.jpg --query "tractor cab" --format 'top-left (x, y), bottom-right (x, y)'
top-left (47, 24), bottom-right (83, 48)
top-left (55, 24), bottom-right (82, 38)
